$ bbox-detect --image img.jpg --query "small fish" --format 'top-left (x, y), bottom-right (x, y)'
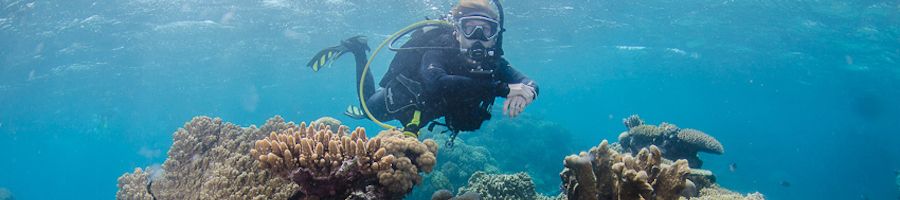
top-left (780, 180), bottom-right (791, 187)
top-left (729, 163), bottom-right (737, 172)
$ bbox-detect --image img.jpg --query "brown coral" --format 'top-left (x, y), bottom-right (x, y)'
top-left (458, 171), bottom-right (562, 200)
top-left (623, 115), bottom-right (645, 129)
top-left (689, 185), bottom-right (765, 200)
top-left (676, 129), bottom-right (724, 155)
top-left (253, 122), bottom-right (438, 199)
top-left (116, 116), bottom-right (298, 200)
top-left (561, 140), bottom-right (692, 200)
top-left (618, 115), bottom-right (724, 168)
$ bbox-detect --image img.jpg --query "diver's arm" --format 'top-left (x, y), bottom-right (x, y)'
top-left (494, 58), bottom-right (539, 99)
top-left (420, 51), bottom-right (488, 95)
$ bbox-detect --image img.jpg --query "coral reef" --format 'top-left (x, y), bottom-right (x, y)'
top-left (117, 116), bottom-right (297, 200)
top-left (617, 115), bottom-right (723, 168)
top-left (560, 140), bottom-right (691, 200)
top-left (408, 132), bottom-right (499, 200)
top-left (431, 189), bottom-right (482, 200)
top-left (253, 121), bottom-right (438, 199)
top-left (687, 186), bottom-right (765, 200)
top-left (117, 116), bottom-right (436, 200)
top-left (0, 187), bottom-right (12, 200)
top-left (430, 132), bottom-right (499, 188)
top-left (468, 116), bottom-right (575, 193)
top-left (313, 116), bottom-right (343, 133)
top-left (686, 169), bottom-right (716, 190)
top-left (458, 171), bottom-right (562, 200)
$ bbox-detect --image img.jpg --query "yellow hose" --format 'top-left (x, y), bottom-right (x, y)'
top-left (359, 20), bottom-right (454, 130)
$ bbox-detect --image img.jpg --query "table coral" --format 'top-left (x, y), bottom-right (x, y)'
top-left (617, 115), bottom-right (723, 168)
top-left (117, 116), bottom-right (298, 200)
top-left (253, 121), bottom-right (438, 199)
top-left (560, 140), bottom-right (691, 200)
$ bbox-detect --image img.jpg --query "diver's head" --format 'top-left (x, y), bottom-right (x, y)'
top-left (452, 0), bottom-right (500, 61)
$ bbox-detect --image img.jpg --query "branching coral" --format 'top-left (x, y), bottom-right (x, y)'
top-left (458, 171), bottom-right (562, 200)
top-left (560, 140), bottom-right (692, 200)
top-left (117, 116), bottom-right (436, 200)
top-left (116, 168), bottom-right (154, 200)
top-left (117, 116), bottom-right (298, 200)
top-left (617, 115), bottom-right (723, 168)
top-left (253, 121), bottom-right (438, 199)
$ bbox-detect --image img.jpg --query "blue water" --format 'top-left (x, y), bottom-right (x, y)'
top-left (1, 0), bottom-right (898, 199)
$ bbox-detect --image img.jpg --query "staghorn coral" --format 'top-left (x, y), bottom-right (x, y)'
top-left (686, 185), bottom-right (765, 200)
top-left (253, 121), bottom-right (438, 200)
top-left (618, 115), bottom-right (723, 168)
top-left (458, 171), bottom-right (562, 200)
top-left (560, 140), bottom-right (692, 200)
top-left (117, 116), bottom-right (298, 200)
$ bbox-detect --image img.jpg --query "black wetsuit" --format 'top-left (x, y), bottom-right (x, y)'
top-left (349, 41), bottom-right (538, 133)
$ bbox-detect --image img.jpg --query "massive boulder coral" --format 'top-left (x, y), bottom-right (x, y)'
top-left (457, 171), bottom-right (562, 200)
top-left (407, 132), bottom-right (499, 200)
top-left (617, 115), bottom-right (723, 168)
top-left (560, 140), bottom-right (691, 200)
top-left (253, 121), bottom-right (438, 199)
top-left (468, 116), bottom-right (575, 193)
top-left (688, 186), bottom-right (765, 200)
top-left (117, 116), bottom-right (298, 200)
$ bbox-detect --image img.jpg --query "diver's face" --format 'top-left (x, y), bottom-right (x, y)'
top-left (456, 19), bottom-right (497, 49)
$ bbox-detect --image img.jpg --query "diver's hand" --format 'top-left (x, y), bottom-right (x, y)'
top-left (503, 96), bottom-right (528, 117)
top-left (504, 83), bottom-right (535, 118)
top-left (507, 83), bottom-right (536, 102)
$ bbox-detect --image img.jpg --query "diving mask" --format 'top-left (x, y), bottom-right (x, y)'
top-left (457, 16), bottom-right (500, 41)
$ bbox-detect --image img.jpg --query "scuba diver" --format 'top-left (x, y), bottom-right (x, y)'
top-left (307, 0), bottom-right (538, 141)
